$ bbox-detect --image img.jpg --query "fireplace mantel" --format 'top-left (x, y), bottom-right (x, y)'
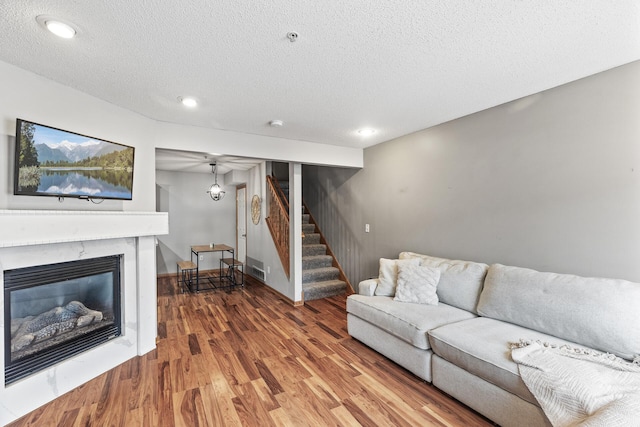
top-left (0, 210), bottom-right (168, 248)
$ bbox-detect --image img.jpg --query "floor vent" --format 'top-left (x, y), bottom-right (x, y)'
top-left (249, 265), bottom-right (266, 281)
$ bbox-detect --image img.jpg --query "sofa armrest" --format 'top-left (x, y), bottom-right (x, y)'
top-left (358, 278), bottom-right (379, 296)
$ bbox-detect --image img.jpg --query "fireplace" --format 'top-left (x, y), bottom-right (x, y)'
top-left (4, 255), bottom-right (122, 385)
top-left (0, 210), bottom-right (167, 425)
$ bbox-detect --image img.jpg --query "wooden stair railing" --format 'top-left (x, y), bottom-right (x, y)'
top-left (265, 175), bottom-right (290, 278)
top-left (272, 175), bottom-right (290, 211)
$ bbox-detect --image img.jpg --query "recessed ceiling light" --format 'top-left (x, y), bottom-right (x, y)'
top-left (269, 120), bottom-right (284, 127)
top-left (357, 128), bottom-right (376, 137)
top-left (179, 97), bottom-right (198, 108)
top-left (46, 21), bottom-right (76, 38)
top-left (36, 15), bottom-right (77, 39)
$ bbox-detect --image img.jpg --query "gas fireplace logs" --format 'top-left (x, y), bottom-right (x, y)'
top-left (11, 301), bottom-right (103, 352)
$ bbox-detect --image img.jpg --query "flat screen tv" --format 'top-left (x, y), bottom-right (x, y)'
top-left (14, 119), bottom-right (135, 200)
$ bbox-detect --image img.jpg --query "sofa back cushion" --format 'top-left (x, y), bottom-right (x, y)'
top-left (399, 252), bottom-right (488, 313)
top-left (477, 263), bottom-right (640, 360)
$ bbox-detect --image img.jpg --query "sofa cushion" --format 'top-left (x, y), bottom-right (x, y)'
top-left (399, 252), bottom-right (488, 313)
top-left (394, 264), bottom-right (440, 305)
top-left (375, 258), bottom-right (421, 296)
top-left (346, 294), bottom-right (476, 349)
top-left (477, 263), bottom-right (640, 360)
top-left (428, 317), bottom-right (581, 406)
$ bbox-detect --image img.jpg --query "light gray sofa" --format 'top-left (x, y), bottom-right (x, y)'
top-left (346, 251), bottom-right (640, 427)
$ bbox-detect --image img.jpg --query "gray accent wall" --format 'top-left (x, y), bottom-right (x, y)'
top-left (304, 61), bottom-right (640, 285)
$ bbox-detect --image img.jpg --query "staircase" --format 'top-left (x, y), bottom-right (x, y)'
top-left (301, 209), bottom-right (347, 301)
top-left (275, 179), bottom-right (348, 301)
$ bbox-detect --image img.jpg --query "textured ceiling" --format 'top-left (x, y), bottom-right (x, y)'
top-left (1, 1), bottom-right (639, 156)
top-left (155, 149), bottom-right (263, 175)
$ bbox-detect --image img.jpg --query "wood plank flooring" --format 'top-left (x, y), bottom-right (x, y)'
top-left (8, 275), bottom-right (494, 427)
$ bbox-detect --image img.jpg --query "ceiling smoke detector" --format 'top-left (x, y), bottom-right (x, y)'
top-left (286, 32), bottom-right (298, 42)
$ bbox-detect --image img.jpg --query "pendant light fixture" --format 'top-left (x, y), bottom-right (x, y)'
top-left (206, 163), bottom-right (225, 201)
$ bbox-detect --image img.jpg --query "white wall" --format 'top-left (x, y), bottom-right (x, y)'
top-left (305, 61), bottom-right (640, 284)
top-left (154, 121), bottom-right (363, 169)
top-left (244, 163), bottom-right (290, 299)
top-left (155, 169), bottom-right (237, 274)
top-left (0, 61), bottom-right (156, 212)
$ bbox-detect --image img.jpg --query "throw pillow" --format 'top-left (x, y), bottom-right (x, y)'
top-left (394, 264), bottom-right (441, 305)
top-left (375, 258), bottom-right (420, 296)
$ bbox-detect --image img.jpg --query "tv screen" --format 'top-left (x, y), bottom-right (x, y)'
top-left (14, 119), bottom-right (135, 200)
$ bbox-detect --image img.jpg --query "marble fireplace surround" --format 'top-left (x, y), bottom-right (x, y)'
top-left (0, 210), bottom-right (168, 425)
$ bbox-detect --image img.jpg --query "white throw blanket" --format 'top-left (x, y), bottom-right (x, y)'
top-left (510, 340), bottom-right (640, 427)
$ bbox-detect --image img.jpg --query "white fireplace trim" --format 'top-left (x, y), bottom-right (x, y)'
top-left (0, 210), bottom-right (168, 425)
top-left (0, 210), bottom-right (168, 248)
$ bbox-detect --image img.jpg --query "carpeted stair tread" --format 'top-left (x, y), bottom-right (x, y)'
top-left (302, 233), bottom-right (321, 244)
top-left (302, 244), bottom-right (327, 256)
top-left (302, 266), bottom-right (339, 284)
top-left (302, 255), bottom-right (333, 270)
top-left (302, 223), bottom-right (316, 234)
top-left (303, 280), bottom-right (347, 301)
top-left (302, 214), bottom-right (310, 224)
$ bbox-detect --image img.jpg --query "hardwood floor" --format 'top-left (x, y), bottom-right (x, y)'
top-left (8, 275), bottom-right (494, 427)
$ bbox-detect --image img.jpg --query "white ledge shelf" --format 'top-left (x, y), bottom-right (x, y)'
top-left (0, 210), bottom-right (169, 248)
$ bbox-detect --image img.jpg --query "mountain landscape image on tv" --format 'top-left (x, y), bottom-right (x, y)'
top-left (14, 119), bottom-right (135, 200)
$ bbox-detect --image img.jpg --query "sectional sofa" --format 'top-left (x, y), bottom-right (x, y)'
top-left (346, 251), bottom-right (640, 427)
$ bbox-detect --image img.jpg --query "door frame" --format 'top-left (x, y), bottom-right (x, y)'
top-left (236, 184), bottom-right (247, 264)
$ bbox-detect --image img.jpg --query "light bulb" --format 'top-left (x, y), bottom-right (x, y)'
top-left (45, 20), bottom-right (76, 39)
top-left (357, 128), bottom-right (376, 137)
top-left (180, 97), bottom-right (198, 108)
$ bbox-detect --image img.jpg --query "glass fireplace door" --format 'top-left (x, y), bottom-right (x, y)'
top-left (4, 255), bottom-right (122, 385)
